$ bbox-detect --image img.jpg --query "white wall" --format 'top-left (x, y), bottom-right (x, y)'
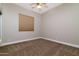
top-left (2, 4), bottom-right (41, 44)
top-left (1, 3), bottom-right (79, 47)
top-left (0, 16), bottom-right (1, 41)
top-left (41, 3), bottom-right (79, 45)
top-left (0, 15), bottom-right (1, 38)
top-left (0, 4), bottom-right (2, 42)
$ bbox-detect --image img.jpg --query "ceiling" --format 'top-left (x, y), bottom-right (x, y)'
top-left (15, 3), bottom-right (62, 14)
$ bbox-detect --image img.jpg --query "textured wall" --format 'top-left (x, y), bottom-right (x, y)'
top-left (41, 3), bottom-right (79, 45)
top-left (2, 4), bottom-right (41, 44)
top-left (2, 3), bottom-right (79, 46)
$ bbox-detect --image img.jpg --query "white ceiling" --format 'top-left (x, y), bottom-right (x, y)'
top-left (15, 3), bottom-right (62, 14)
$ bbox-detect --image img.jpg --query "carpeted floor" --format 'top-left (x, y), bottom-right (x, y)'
top-left (0, 39), bottom-right (79, 56)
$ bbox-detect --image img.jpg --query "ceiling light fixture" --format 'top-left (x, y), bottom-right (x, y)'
top-left (31, 3), bottom-right (47, 10)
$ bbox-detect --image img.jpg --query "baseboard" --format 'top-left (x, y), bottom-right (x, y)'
top-left (0, 37), bottom-right (40, 47)
top-left (0, 37), bottom-right (79, 48)
top-left (40, 37), bottom-right (79, 48)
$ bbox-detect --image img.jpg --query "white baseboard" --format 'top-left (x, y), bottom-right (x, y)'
top-left (40, 37), bottom-right (79, 48)
top-left (0, 37), bottom-right (79, 48)
top-left (0, 37), bottom-right (40, 47)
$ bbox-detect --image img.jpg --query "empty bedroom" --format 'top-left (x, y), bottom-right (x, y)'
top-left (0, 3), bottom-right (79, 56)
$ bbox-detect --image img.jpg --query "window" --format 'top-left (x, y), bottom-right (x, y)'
top-left (19, 14), bottom-right (34, 31)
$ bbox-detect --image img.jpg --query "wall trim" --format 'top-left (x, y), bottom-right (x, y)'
top-left (0, 37), bottom-right (79, 48)
top-left (0, 37), bottom-right (40, 47)
top-left (40, 37), bottom-right (79, 48)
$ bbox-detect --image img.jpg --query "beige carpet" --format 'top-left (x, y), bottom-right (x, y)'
top-left (0, 39), bottom-right (79, 56)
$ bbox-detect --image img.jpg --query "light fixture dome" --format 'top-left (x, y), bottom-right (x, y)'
top-left (31, 3), bottom-right (47, 10)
